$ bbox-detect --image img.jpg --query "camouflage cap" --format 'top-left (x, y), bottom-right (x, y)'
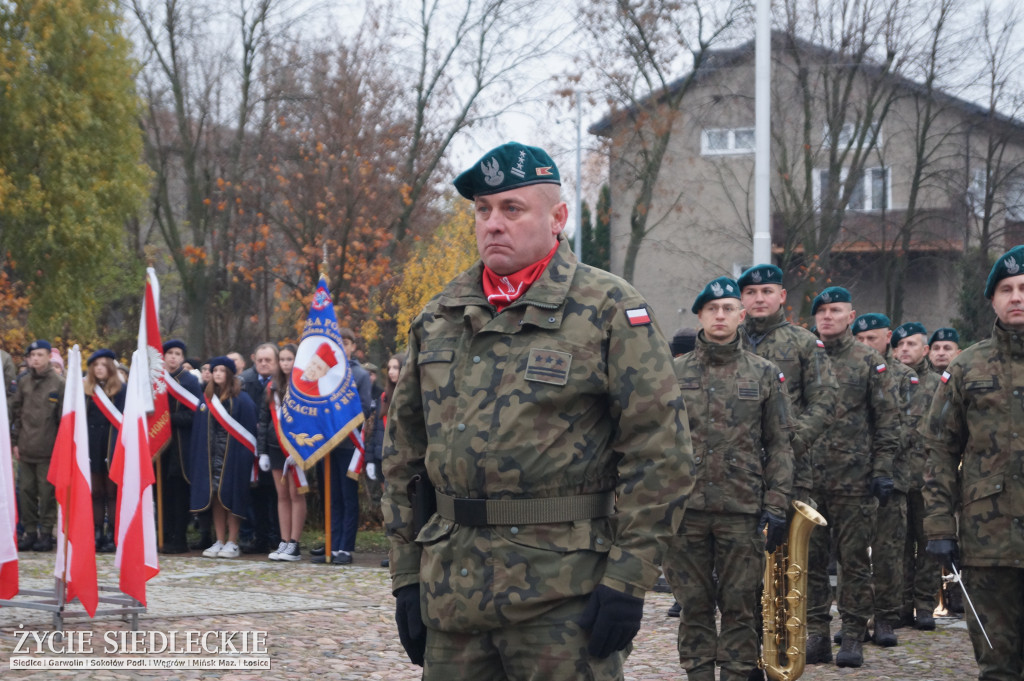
top-left (891, 321), bottom-right (927, 347)
top-left (929, 327), bottom-right (960, 345)
top-left (454, 142), bottom-right (561, 200)
top-left (853, 313), bottom-right (891, 334)
top-left (811, 286), bottom-right (851, 315)
top-left (691, 276), bottom-right (741, 314)
top-left (985, 244), bottom-right (1024, 299)
top-left (737, 263), bottom-right (784, 289)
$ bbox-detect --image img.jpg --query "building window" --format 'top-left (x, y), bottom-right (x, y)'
top-left (823, 121), bottom-right (882, 149)
top-left (813, 167), bottom-right (890, 211)
top-left (968, 169), bottom-right (988, 218)
top-left (701, 127), bottom-right (755, 155)
top-left (1007, 181), bottom-right (1024, 222)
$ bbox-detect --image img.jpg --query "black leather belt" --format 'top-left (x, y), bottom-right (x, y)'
top-left (434, 490), bottom-right (615, 526)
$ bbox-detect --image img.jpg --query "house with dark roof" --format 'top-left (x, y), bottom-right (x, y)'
top-left (591, 32), bottom-right (1024, 334)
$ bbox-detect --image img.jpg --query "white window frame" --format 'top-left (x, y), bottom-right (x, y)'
top-left (822, 121), bottom-right (882, 149)
top-left (968, 168), bottom-right (988, 218)
top-left (1006, 180), bottom-right (1024, 222)
top-left (701, 127), bottom-right (756, 155)
top-left (812, 166), bottom-right (891, 212)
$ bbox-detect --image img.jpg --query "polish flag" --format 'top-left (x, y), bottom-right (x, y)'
top-left (138, 267), bottom-right (171, 457)
top-left (0, 368), bottom-right (17, 600)
top-left (46, 345), bottom-right (98, 616)
top-left (346, 428), bottom-right (366, 481)
top-left (110, 349), bottom-right (160, 605)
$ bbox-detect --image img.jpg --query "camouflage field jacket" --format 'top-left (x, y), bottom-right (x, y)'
top-left (674, 332), bottom-right (793, 518)
top-left (813, 329), bottom-right (900, 496)
top-left (885, 347), bottom-right (918, 493)
top-left (923, 321), bottom-right (1024, 566)
top-left (905, 357), bottom-right (940, 490)
top-left (741, 308), bottom-right (836, 490)
top-left (382, 237), bottom-right (695, 632)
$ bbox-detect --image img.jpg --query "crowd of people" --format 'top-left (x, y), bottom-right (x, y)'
top-left (9, 329), bottom-right (399, 568)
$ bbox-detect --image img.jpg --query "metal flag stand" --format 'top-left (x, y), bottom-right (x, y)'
top-left (0, 578), bottom-right (145, 634)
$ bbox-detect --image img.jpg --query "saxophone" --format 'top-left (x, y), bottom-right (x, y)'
top-left (759, 500), bottom-right (828, 681)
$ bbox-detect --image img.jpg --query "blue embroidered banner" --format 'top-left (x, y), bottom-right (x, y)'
top-left (276, 276), bottom-right (364, 470)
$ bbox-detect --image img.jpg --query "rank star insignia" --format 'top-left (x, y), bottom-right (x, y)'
top-left (525, 348), bottom-right (572, 385)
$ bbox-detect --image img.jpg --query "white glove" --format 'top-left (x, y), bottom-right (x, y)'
top-left (366, 463), bottom-right (377, 481)
top-left (259, 454), bottom-right (271, 472)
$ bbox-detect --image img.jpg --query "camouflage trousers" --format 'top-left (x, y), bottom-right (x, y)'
top-left (423, 596), bottom-right (627, 680)
top-left (663, 511), bottom-right (763, 681)
top-left (961, 565), bottom-right (1024, 681)
top-left (872, 490), bottom-right (908, 623)
top-left (902, 488), bottom-right (940, 619)
top-left (807, 495), bottom-right (877, 639)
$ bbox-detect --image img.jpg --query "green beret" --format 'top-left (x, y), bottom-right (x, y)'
top-left (454, 142), bottom-right (561, 200)
top-left (985, 245), bottom-right (1024, 298)
top-left (691, 276), bottom-right (741, 314)
top-left (737, 264), bottom-right (784, 289)
top-left (929, 327), bottom-right (960, 345)
top-left (853, 313), bottom-right (891, 333)
top-left (891, 321), bottom-right (927, 347)
top-left (811, 286), bottom-right (851, 315)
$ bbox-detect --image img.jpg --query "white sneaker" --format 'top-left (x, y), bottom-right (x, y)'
top-left (278, 542), bottom-right (301, 562)
top-left (218, 541), bottom-right (240, 558)
top-left (268, 541), bottom-right (288, 561)
top-left (202, 541), bottom-right (224, 558)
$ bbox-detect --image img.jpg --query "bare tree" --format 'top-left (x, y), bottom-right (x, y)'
top-left (582, 0), bottom-right (753, 283)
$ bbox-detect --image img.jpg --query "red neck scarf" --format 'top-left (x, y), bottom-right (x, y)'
top-left (481, 243), bottom-right (559, 312)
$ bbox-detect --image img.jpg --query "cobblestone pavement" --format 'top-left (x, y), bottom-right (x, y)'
top-left (0, 551), bottom-right (976, 679)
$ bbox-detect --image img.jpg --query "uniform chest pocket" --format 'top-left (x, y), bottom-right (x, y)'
top-left (678, 377), bottom-right (701, 391)
top-left (419, 349), bottom-right (454, 365)
top-left (964, 377), bottom-right (999, 393)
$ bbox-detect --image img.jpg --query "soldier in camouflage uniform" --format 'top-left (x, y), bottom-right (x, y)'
top-left (805, 289), bottom-right (901, 668)
top-left (382, 142), bottom-right (694, 680)
top-left (664, 276), bottom-right (793, 681)
top-left (924, 244), bottom-right (1024, 681)
top-left (852, 313), bottom-right (917, 648)
top-left (738, 263), bottom-right (837, 503)
top-left (892, 322), bottom-right (942, 631)
top-left (928, 327), bottom-right (961, 373)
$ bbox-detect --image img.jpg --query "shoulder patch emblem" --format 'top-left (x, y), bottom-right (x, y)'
top-left (910, 376), bottom-right (919, 385)
top-left (626, 307), bottom-right (651, 326)
top-left (941, 371), bottom-right (951, 384)
top-left (876, 363), bottom-right (887, 373)
top-left (816, 339), bottom-right (825, 348)
top-left (778, 372), bottom-right (786, 383)
top-left (525, 348), bottom-right (572, 386)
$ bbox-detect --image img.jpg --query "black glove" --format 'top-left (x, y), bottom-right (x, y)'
top-left (577, 585), bottom-right (644, 658)
top-left (758, 511), bottom-right (788, 554)
top-left (394, 584), bottom-right (426, 666)
top-left (926, 538), bottom-right (959, 571)
top-left (793, 487), bottom-right (817, 509)
top-left (870, 476), bottom-right (894, 507)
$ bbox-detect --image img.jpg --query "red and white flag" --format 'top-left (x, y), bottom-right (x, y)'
top-left (346, 428), bottom-right (365, 481)
top-left (138, 267), bottom-right (171, 456)
top-left (47, 345), bottom-right (98, 616)
top-left (110, 348), bottom-right (160, 605)
top-left (0, 368), bottom-right (18, 600)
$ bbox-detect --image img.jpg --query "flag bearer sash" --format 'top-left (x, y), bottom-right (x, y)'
top-left (164, 370), bottom-right (199, 411)
top-left (209, 395), bottom-right (258, 482)
top-left (92, 389), bottom-right (124, 428)
top-left (278, 276), bottom-right (364, 471)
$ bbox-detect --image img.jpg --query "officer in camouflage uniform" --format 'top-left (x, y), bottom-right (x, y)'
top-left (928, 327), bottom-right (961, 373)
top-left (382, 142), bottom-right (694, 680)
top-left (738, 264), bottom-right (837, 503)
top-left (891, 322), bottom-right (942, 631)
top-left (664, 277), bottom-right (793, 681)
top-left (924, 244), bottom-right (1024, 681)
top-left (805, 289), bottom-right (901, 668)
top-left (852, 313), bottom-right (917, 648)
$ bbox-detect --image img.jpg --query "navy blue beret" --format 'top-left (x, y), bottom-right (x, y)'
top-left (87, 348), bottom-right (117, 365)
top-left (27, 339), bottom-right (51, 353)
top-left (163, 339), bottom-right (187, 354)
top-left (208, 356), bottom-right (237, 375)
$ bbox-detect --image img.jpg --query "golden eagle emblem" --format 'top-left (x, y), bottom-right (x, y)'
top-left (292, 433), bottom-right (324, 447)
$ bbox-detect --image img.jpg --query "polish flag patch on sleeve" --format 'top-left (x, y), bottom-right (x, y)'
top-left (876, 363), bottom-right (887, 373)
top-left (911, 376), bottom-right (919, 385)
top-left (626, 307), bottom-right (651, 326)
top-left (941, 371), bottom-right (951, 384)
top-left (778, 372), bottom-right (786, 383)
top-left (816, 339), bottom-right (825, 348)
